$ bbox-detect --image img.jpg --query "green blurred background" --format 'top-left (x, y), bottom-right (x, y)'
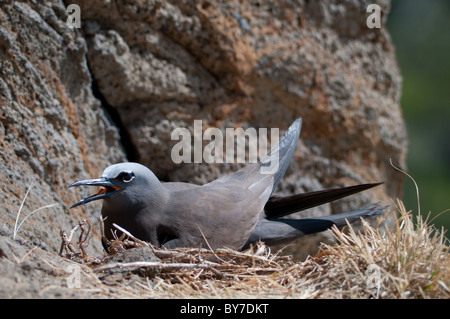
top-left (387, 0), bottom-right (450, 232)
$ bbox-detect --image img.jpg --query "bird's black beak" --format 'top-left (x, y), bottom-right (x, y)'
top-left (68, 177), bottom-right (121, 208)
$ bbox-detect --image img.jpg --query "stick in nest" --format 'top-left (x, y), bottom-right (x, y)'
top-left (93, 261), bottom-right (225, 278)
top-left (59, 219), bottom-right (95, 260)
top-left (99, 219), bottom-right (151, 254)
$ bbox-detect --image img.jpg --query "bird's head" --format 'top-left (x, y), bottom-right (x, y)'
top-left (68, 162), bottom-right (160, 209)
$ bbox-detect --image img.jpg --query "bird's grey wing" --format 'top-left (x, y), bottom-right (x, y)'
top-left (162, 184), bottom-right (266, 250)
top-left (159, 170), bottom-right (271, 250)
top-left (207, 118), bottom-right (302, 197)
top-left (243, 203), bottom-right (388, 248)
top-left (264, 117), bottom-right (302, 194)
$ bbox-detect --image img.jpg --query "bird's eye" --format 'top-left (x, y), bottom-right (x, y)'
top-left (119, 171), bottom-right (135, 183)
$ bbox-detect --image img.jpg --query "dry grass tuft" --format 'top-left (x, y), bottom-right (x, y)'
top-left (298, 199), bottom-right (450, 298)
top-left (58, 200), bottom-right (449, 298)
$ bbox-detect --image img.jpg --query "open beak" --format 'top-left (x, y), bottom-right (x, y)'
top-left (68, 177), bottom-right (121, 208)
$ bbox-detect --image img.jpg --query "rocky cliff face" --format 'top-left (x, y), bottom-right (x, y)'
top-left (0, 0), bottom-right (406, 296)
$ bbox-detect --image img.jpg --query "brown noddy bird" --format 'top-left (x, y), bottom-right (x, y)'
top-left (69, 118), bottom-right (386, 251)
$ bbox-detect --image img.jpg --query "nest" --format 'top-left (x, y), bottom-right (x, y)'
top-left (59, 219), bottom-right (307, 298)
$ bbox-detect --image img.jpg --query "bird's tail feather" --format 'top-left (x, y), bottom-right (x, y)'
top-left (316, 202), bottom-right (387, 227)
top-left (264, 182), bottom-right (383, 219)
top-left (243, 203), bottom-right (388, 248)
